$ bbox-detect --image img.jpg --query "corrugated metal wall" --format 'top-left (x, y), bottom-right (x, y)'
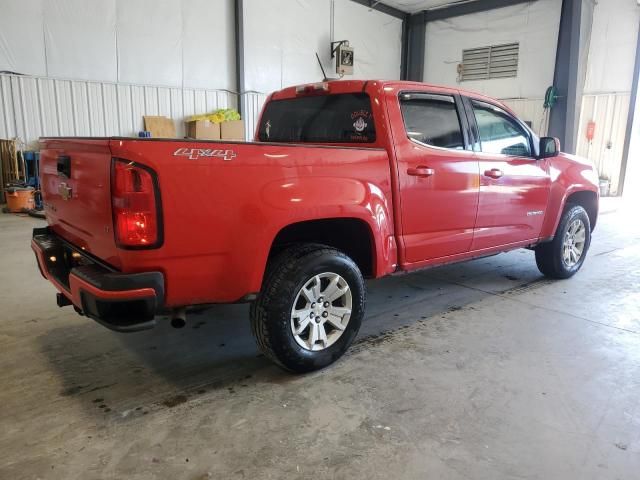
top-left (501, 98), bottom-right (548, 136)
top-left (241, 92), bottom-right (268, 141)
top-left (576, 93), bottom-right (631, 195)
top-left (0, 73), bottom-right (240, 147)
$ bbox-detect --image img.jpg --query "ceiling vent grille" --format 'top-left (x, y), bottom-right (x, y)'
top-left (461, 43), bottom-right (519, 81)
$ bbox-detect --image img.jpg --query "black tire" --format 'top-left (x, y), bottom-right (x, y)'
top-left (250, 244), bottom-right (365, 373)
top-left (535, 205), bottom-right (591, 279)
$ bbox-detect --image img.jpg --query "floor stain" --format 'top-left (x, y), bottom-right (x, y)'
top-left (162, 395), bottom-right (188, 408)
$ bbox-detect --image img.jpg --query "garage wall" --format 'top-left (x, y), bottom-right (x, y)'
top-left (1, 0), bottom-right (402, 145)
top-left (623, 82), bottom-right (640, 197)
top-left (583, 0), bottom-right (639, 95)
top-left (423, 0), bottom-right (562, 134)
top-left (242, 0), bottom-right (331, 94)
top-left (0, 0), bottom-right (237, 146)
top-left (0, 0), bottom-right (236, 89)
top-left (241, 0), bottom-right (403, 138)
top-left (332, 1), bottom-right (404, 81)
top-left (242, 0), bottom-right (402, 92)
top-left (0, 73), bottom-right (236, 145)
top-left (576, 0), bottom-right (640, 194)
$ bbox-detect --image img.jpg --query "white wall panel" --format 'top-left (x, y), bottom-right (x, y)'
top-left (576, 93), bottom-right (630, 195)
top-left (577, 0), bottom-right (640, 194)
top-left (423, 0), bottom-right (562, 99)
top-left (0, 0), bottom-right (46, 76)
top-left (182, 0), bottom-right (236, 90)
top-left (0, 76), bottom-right (17, 139)
top-left (16, 76), bottom-right (42, 144)
top-left (243, 0), bottom-right (332, 93)
top-left (102, 83), bottom-right (120, 136)
top-left (54, 80), bottom-right (75, 136)
top-left (333, 0), bottom-right (402, 80)
top-left (38, 78), bottom-right (58, 136)
top-left (116, 0), bottom-right (182, 87)
top-left (623, 90), bottom-right (640, 197)
top-left (0, 73), bottom-right (237, 147)
top-left (584, 0), bottom-right (640, 94)
top-left (116, 84), bottom-right (133, 136)
top-left (241, 92), bottom-right (268, 141)
top-left (157, 88), bottom-right (172, 119)
top-left (2, 0), bottom-right (402, 143)
top-left (0, 0), bottom-right (235, 90)
top-left (71, 81), bottom-right (90, 136)
top-left (241, 0), bottom-right (403, 136)
top-left (43, 0), bottom-right (117, 82)
top-left (243, 0), bottom-right (402, 92)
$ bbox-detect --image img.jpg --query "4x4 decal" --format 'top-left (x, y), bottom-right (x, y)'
top-left (173, 148), bottom-right (237, 161)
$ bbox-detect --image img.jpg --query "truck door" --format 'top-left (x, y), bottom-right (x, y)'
top-left (389, 90), bottom-right (480, 265)
top-left (463, 98), bottom-right (551, 250)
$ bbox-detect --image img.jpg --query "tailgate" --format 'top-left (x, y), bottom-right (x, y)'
top-left (40, 138), bottom-right (120, 268)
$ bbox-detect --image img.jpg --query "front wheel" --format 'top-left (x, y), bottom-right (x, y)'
top-left (250, 244), bottom-right (365, 373)
top-left (535, 205), bottom-right (591, 279)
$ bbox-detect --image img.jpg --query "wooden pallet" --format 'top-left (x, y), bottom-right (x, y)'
top-left (0, 139), bottom-right (25, 202)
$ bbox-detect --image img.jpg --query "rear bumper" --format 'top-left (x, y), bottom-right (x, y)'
top-left (32, 227), bottom-right (164, 332)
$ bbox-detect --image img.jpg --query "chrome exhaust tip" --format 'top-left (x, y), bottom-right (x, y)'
top-left (170, 307), bottom-right (187, 329)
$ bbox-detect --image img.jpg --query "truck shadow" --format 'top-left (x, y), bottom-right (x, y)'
top-left (36, 249), bottom-right (544, 420)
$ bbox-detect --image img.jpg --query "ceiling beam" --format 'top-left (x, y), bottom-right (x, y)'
top-left (348, 0), bottom-right (407, 20)
top-left (424, 0), bottom-right (535, 22)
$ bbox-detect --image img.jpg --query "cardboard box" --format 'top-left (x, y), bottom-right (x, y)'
top-left (143, 116), bottom-right (176, 138)
top-left (185, 120), bottom-right (220, 140)
top-left (220, 120), bottom-right (245, 141)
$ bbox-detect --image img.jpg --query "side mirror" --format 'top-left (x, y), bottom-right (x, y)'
top-left (539, 137), bottom-right (560, 158)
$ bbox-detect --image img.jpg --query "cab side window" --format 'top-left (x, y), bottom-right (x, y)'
top-left (399, 93), bottom-right (465, 150)
top-left (471, 100), bottom-right (531, 157)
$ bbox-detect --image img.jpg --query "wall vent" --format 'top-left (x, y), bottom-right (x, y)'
top-left (461, 43), bottom-right (519, 81)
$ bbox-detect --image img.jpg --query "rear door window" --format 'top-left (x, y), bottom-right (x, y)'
top-left (258, 93), bottom-right (376, 143)
top-left (399, 93), bottom-right (465, 150)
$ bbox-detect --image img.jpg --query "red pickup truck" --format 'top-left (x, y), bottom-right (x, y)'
top-left (33, 80), bottom-right (599, 372)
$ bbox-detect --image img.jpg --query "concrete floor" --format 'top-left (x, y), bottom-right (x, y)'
top-left (1, 198), bottom-right (639, 480)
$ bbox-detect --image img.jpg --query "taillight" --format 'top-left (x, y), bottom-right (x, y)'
top-left (111, 159), bottom-right (162, 248)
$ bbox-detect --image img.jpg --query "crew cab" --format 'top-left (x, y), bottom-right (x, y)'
top-left (33, 80), bottom-right (599, 372)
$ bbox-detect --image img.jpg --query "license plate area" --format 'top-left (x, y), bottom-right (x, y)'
top-left (34, 233), bottom-right (96, 290)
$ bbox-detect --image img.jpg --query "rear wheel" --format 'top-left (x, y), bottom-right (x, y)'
top-left (535, 205), bottom-right (591, 279)
top-left (250, 244), bottom-right (365, 373)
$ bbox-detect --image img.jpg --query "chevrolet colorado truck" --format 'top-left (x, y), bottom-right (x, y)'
top-left (32, 80), bottom-right (599, 372)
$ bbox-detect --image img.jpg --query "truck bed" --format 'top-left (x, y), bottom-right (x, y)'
top-left (39, 137), bottom-right (395, 306)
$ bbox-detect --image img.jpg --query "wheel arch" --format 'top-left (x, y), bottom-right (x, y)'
top-left (266, 217), bottom-right (378, 278)
top-left (541, 186), bottom-right (599, 240)
top-left (565, 190), bottom-right (599, 231)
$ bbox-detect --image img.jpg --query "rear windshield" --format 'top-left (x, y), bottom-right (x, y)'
top-left (257, 93), bottom-right (376, 143)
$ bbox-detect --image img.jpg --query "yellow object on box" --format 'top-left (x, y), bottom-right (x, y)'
top-left (187, 108), bottom-right (241, 124)
top-left (185, 108), bottom-right (242, 140)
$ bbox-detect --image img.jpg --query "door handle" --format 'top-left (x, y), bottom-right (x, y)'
top-left (407, 166), bottom-right (435, 177)
top-left (484, 168), bottom-right (503, 179)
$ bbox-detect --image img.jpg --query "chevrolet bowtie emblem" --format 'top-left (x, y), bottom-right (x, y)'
top-left (58, 182), bottom-right (72, 201)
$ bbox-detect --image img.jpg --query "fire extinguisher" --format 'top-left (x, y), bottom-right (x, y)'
top-left (586, 121), bottom-right (596, 141)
